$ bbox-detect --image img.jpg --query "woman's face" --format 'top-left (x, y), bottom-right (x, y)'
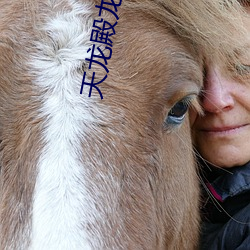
top-left (191, 8), bottom-right (250, 168)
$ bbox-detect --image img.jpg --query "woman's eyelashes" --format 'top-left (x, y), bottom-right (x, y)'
top-left (235, 63), bottom-right (250, 76)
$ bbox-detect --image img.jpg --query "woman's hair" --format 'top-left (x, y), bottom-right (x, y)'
top-left (122, 0), bottom-right (247, 72)
top-left (239, 0), bottom-right (250, 7)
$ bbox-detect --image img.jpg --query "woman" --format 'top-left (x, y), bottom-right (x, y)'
top-left (191, 3), bottom-right (250, 250)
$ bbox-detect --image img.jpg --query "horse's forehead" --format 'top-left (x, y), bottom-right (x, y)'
top-left (0, 0), bottom-right (203, 107)
top-left (108, 13), bottom-right (203, 105)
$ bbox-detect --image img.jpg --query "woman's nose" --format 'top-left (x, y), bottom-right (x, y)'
top-left (201, 66), bottom-right (235, 113)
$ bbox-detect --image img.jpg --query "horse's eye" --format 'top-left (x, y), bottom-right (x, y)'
top-left (166, 98), bottom-right (190, 126)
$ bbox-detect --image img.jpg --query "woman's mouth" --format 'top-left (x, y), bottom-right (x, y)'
top-left (201, 124), bottom-right (249, 136)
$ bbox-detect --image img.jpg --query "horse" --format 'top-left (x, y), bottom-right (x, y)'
top-left (0, 0), bottom-right (245, 249)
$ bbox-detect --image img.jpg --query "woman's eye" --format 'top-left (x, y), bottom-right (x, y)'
top-left (235, 64), bottom-right (250, 76)
top-left (166, 98), bottom-right (190, 126)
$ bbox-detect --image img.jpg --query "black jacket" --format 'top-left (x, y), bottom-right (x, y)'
top-left (199, 162), bottom-right (250, 250)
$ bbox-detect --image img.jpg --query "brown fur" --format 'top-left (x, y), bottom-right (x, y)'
top-left (0, 0), bottom-right (246, 249)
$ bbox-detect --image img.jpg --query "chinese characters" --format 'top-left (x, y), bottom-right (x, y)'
top-left (80, 0), bottom-right (122, 99)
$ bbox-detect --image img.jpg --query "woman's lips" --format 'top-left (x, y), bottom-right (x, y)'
top-left (200, 124), bottom-right (249, 136)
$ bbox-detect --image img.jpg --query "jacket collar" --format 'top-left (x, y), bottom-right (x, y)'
top-left (201, 161), bottom-right (250, 202)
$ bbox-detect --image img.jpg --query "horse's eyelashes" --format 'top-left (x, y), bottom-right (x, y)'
top-left (169, 100), bottom-right (188, 119)
top-left (165, 96), bottom-right (194, 127)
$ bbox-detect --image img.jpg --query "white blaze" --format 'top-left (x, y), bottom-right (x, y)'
top-left (30, 1), bottom-right (100, 249)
